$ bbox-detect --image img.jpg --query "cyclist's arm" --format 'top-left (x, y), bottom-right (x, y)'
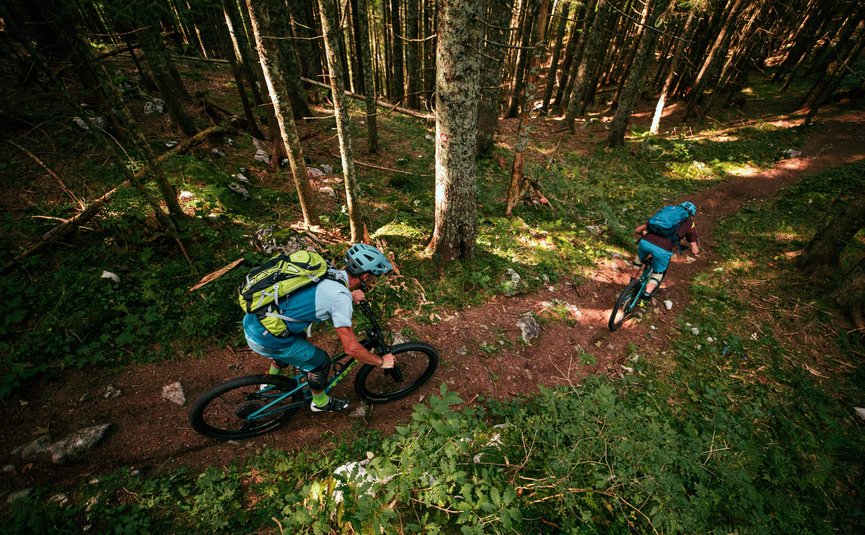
top-left (635, 223), bottom-right (648, 235)
top-left (334, 326), bottom-right (395, 367)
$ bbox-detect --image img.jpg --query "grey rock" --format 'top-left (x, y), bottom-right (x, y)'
top-left (162, 381), bottom-right (186, 406)
top-left (349, 402), bottom-right (369, 419)
top-left (143, 99), bottom-right (165, 114)
top-left (228, 183), bottom-right (249, 199)
top-left (48, 424), bottom-right (111, 465)
top-left (516, 313), bottom-right (541, 344)
top-left (103, 385), bottom-right (121, 399)
top-left (19, 435), bottom-right (50, 459)
top-left (253, 149), bottom-right (270, 163)
top-left (7, 488), bottom-right (33, 504)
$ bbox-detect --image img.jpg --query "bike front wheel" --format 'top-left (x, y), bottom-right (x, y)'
top-left (355, 342), bottom-right (439, 403)
top-left (609, 278), bottom-right (643, 331)
top-left (189, 374), bottom-right (305, 440)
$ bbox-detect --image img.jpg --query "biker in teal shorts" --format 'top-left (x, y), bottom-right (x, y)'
top-left (243, 244), bottom-right (396, 413)
top-left (632, 202), bottom-right (700, 299)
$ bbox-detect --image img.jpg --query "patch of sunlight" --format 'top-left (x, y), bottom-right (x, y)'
top-left (726, 163), bottom-right (761, 177)
top-left (718, 258), bottom-right (756, 272)
top-left (516, 231), bottom-right (556, 251)
top-left (372, 221), bottom-right (426, 240)
top-left (773, 231), bottom-right (801, 242)
top-left (741, 87), bottom-right (755, 96)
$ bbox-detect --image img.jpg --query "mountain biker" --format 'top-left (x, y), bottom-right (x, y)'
top-left (242, 244), bottom-right (396, 413)
top-left (631, 201), bottom-right (700, 299)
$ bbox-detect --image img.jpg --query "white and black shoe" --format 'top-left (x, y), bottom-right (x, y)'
top-left (310, 397), bottom-right (349, 413)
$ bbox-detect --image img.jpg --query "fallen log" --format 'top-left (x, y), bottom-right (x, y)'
top-left (300, 77), bottom-right (434, 123)
top-left (1, 124), bottom-right (226, 274)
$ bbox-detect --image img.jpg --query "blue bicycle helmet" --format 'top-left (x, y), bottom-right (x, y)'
top-left (344, 244), bottom-right (393, 276)
top-left (680, 201), bottom-right (697, 216)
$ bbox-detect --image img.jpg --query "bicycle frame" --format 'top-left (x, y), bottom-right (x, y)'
top-left (242, 301), bottom-right (388, 422)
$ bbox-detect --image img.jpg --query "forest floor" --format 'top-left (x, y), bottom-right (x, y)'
top-left (2, 104), bottom-right (865, 497)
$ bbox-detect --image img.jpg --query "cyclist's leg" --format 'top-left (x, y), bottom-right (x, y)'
top-left (284, 338), bottom-right (349, 412)
top-left (632, 240), bottom-right (649, 276)
top-left (646, 248), bottom-right (672, 297)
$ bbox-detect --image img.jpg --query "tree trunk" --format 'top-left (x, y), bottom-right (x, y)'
top-left (429, 0), bottom-right (481, 264)
top-left (553, 0), bottom-right (593, 115)
top-left (356, 0), bottom-right (378, 152)
top-left (650, 10), bottom-right (696, 135)
top-left (423, 0), bottom-right (437, 106)
top-left (506, 0), bottom-right (550, 216)
top-left (390, 0), bottom-right (405, 102)
top-left (683, 0), bottom-right (745, 121)
top-left (506, 3), bottom-right (535, 118)
top-left (837, 256), bottom-right (865, 330)
top-left (475, 0), bottom-right (513, 157)
top-left (405, 0), bottom-right (421, 109)
top-left (264, 0), bottom-right (310, 120)
top-left (609, 0), bottom-right (666, 146)
top-left (540, 0), bottom-right (571, 113)
top-left (565, 0), bottom-right (605, 131)
top-left (318, 0), bottom-right (366, 242)
top-left (223, 0), bottom-right (264, 106)
top-left (288, 0), bottom-right (324, 82)
top-left (798, 193), bottom-right (865, 275)
top-left (246, 0), bottom-right (318, 227)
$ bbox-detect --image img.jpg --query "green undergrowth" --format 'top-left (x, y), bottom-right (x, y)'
top-left (0, 78), bottom-right (803, 397)
top-left (7, 158), bottom-right (863, 533)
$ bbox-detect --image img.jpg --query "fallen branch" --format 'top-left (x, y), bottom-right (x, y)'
top-left (8, 140), bottom-right (84, 209)
top-left (188, 258), bottom-right (244, 293)
top-left (301, 76), bottom-right (434, 123)
top-left (331, 152), bottom-right (427, 176)
top-left (1, 124), bottom-right (226, 274)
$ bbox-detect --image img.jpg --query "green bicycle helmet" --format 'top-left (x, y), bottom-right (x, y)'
top-left (679, 201), bottom-right (697, 216)
top-left (344, 244), bottom-right (393, 276)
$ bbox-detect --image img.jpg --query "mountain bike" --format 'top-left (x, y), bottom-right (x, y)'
top-left (608, 255), bottom-right (656, 332)
top-left (189, 301), bottom-right (439, 440)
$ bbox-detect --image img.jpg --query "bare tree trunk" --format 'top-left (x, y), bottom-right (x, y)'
top-left (264, 0), bottom-right (310, 120)
top-left (683, 0), bottom-right (745, 121)
top-left (540, 0), bottom-right (571, 113)
top-left (798, 193), bottom-right (865, 276)
top-left (609, 0), bottom-right (666, 146)
top-left (356, 0), bottom-right (378, 152)
top-left (553, 0), bottom-right (593, 115)
top-left (650, 9), bottom-right (696, 135)
top-left (506, 0), bottom-right (550, 216)
top-left (565, 0), bottom-right (605, 131)
top-left (429, 0), bottom-right (481, 264)
top-left (246, 0), bottom-right (318, 227)
top-left (405, 0), bottom-right (421, 109)
top-left (223, 0), bottom-right (264, 106)
top-left (506, 2), bottom-right (535, 118)
top-left (318, 0), bottom-right (366, 241)
top-left (475, 0), bottom-right (513, 156)
top-left (390, 0), bottom-right (405, 102)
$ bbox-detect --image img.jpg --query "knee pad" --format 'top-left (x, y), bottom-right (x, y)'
top-left (307, 359), bottom-right (332, 391)
top-left (650, 272), bottom-right (665, 284)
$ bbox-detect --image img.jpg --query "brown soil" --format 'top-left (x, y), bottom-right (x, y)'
top-left (2, 107), bottom-right (864, 498)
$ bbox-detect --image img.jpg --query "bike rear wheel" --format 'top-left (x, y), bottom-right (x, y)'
top-left (189, 374), bottom-right (304, 440)
top-left (355, 342), bottom-right (439, 403)
top-left (609, 278), bottom-right (643, 331)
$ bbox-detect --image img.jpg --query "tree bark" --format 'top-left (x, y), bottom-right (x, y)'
top-left (565, 0), bottom-right (605, 131)
top-left (505, 2), bottom-right (535, 118)
top-left (650, 9), bottom-right (696, 135)
top-left (797, 189), bottom-right (865, 276)
top-left (506, 0), bottom-right (550, 216)
top-left (429, 0), bottom-right (481, 264)
top-left (609, 0), bottom-right (666, 146)
top-left (318, 0), bottom-right (366, 241)
top-left (540, 0), bottom-right (571, 113)
top-left (475, 0), bottom-right (513, 156)
top-left (405, 0), bottom-right (421, 109)
top-left (355, 0), bottom-right (379, 152)
top-left (246, 0), bottom-right (318, 227)
top-left (390, 0), bottom-right (405, 101)
top-left (223, 0), bottom-right (265, 106)
top-left (264, 0), bottom-right (310, 120)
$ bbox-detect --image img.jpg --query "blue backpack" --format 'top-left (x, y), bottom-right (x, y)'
top-left (647, 205), bottom-right (690, 249)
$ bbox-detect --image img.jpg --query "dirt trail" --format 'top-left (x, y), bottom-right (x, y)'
top-left (2, 111), bottom-right (864, 496)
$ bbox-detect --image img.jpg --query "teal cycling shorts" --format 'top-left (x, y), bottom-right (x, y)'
top-left (246, 336), bottom-right (328, 372)
top-left (637, 239), bottom-right (673, 273)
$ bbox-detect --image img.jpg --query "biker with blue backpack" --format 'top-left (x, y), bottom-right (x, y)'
top-left (631, 201), bottom-right (700, 299)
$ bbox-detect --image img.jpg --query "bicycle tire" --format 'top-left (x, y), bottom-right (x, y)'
top-left (609, 278), bottom-right (643, 331)
top-left (355, 342), bottom-right (439, 403)
top-left (189, 374), bottom-right (305, 440)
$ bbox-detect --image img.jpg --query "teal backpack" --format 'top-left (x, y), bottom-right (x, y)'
top-left (238, 250), bottom-right (334, 337)
top-left (647, 205), bottom-right (690, 249)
